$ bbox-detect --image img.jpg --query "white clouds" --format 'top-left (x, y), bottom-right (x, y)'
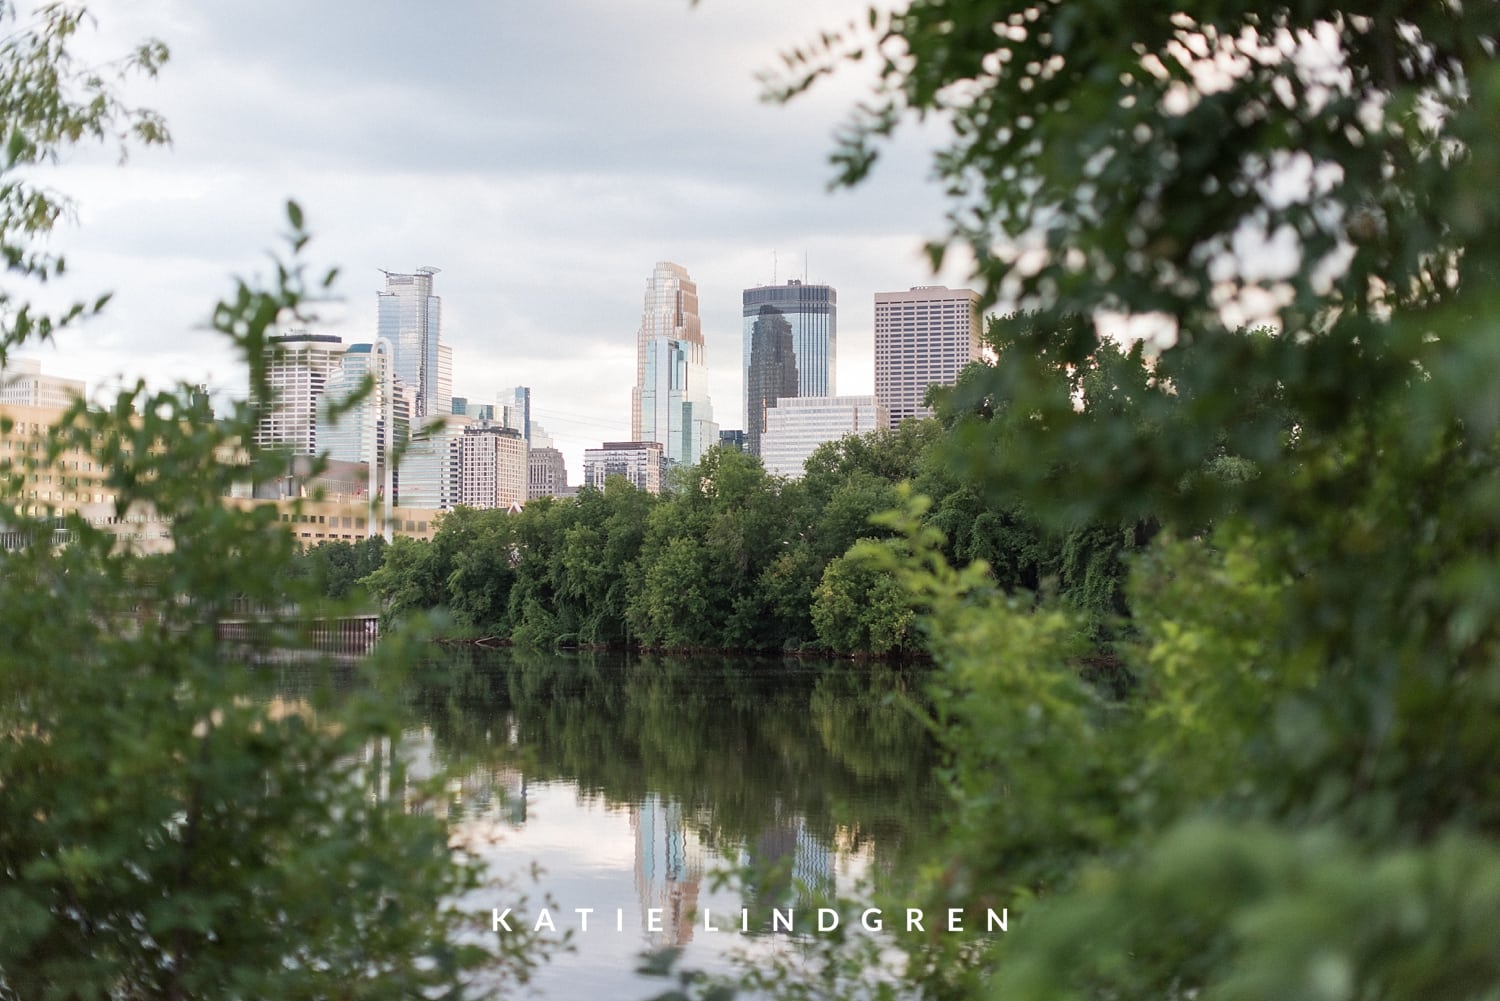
top-left (31, 0), bottom-right (967, 476)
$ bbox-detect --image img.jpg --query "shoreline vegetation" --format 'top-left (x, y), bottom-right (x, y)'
top-left (305, 391), bottom-right (1158, 664)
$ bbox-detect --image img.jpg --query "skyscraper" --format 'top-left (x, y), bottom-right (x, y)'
top-left (497, 386), bottom-right (531, 444)
top-left (742, 280), bottom-right (836, 456)
top-left (254, 332), bottom-right (345, 455)
top-left (315, 342), bottom-right (411, 491)
top-left (460, 423), bottom-right (528, 510)
top-left (377, 267), bottom-right (450, 419)
top-left (873, 285), bottom-right (983, 428)
top-left (632, 262), bottom-right (718, 467)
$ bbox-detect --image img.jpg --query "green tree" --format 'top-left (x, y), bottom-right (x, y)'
top-left (0, 6), bottom-right (542, 996)
top-left (810, 543), bottom-right (915, 656)
top-left (753, 1), bottom-right (1500, 998)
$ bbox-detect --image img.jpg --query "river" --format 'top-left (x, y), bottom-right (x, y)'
top-left (278, 647), bottom-right (942, 999)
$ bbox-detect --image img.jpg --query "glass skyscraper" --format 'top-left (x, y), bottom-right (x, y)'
top-left (632, 262), bottom-right (718, 467)
top-left (377, 267), bottom-right (450, 419)
top-left (742, 280), bottom-right (836, 457)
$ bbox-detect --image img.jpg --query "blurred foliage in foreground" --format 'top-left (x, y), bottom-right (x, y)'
top-left (678, 0), bottom-right (1500, 998)
top-left (0, 5), bottom-right (543, 997)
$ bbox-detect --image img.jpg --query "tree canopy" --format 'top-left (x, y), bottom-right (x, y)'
top-left (729, 1), bottom-right (1500, 998)
top-left (0, 6), bottom-right (543, 996)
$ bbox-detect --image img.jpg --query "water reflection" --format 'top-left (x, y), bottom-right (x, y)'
top-left (283, 647), bottom-right (941, 997)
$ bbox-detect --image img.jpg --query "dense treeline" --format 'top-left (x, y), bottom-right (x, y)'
top-left (335, 356), bottom-right (1156, 655)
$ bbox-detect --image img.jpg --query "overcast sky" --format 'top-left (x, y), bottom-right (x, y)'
top-left (28, 0), bottom-right (971, 476)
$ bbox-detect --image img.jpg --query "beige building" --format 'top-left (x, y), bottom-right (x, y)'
top-left (528, 446), bottom-right (569, 500)
top-left (873, 286), bottom-right (982, 428)
top-left (460, 423), bottom-right (528, 510)
top-left (222, 496), bottom-right (438, 545)
top-left (1, 398), bottom-right (174, 553)
top-left (3, 395), bottom-right (437, 554)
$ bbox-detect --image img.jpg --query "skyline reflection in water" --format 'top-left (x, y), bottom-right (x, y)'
top-left (384, 648), bottom-right (941, 999)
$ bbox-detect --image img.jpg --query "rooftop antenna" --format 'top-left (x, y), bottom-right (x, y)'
top-left (772, 249), bottom-right (777, 285)
top-left (804, 251), bottom-right (809, 283)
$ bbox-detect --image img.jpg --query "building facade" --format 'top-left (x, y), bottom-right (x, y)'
top-left (452, 397), bottom-right (496, 421)
top-left (873, 286), bottom-right (982, 428)
top-left (315, 343), bottom-right (411, 490)
top-left (460, 423), bottom-right (528, 510)
top-left (584, 441), bottom-right (666, 494)
top-left (377, 267), bottom-right (451, 419)
top-left (759, 395), bottom-right (887, 479)
top-left (398, 414), bottom-right (468, 511)
top-left (0, 358), bottom-right (85, 409)
top-left (497, 386), bottom-right (531, 444)
top-left (632, 262), bottom-right (718, 468)
top-left (254, 332), bottom-right (345, 455)
top-left (742, 280), bottom-right (836, 456)
top-left (527, 446), bottom-right (569, 500)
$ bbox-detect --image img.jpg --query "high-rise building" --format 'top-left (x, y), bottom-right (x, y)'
top-left (742, 280), bottom-right (836, 456)
top-left (398, 414), bottom-right (468, 511)
top-left (377, 267), bottom-right (450, 419)
top-left (316, 343), bottom-right (411, 498)
top-left (497, 386), bottom-right (531, 444)
top-left (632, 262), bottom-right (718, 467)
top-left (584, 441), bottom-right (667, 494)
top-left (873, 286), bottom-right (983, 428)
top-left (460, 423), bottom-right (528, 510)
top-left (759, 395), bottom-right (886, 479)
top-left (528, 447), bottom-right (569, 500)
top-left (253, 332), bottom-right (345, 455)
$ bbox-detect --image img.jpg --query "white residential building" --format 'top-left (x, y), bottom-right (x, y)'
top-left (759, 395), bottom-right (887, 479)
top-left (584, 441), bottom-right (666, 495)
top-left (254, 332), bottom-right (345, 455)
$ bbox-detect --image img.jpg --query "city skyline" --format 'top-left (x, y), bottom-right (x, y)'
top-left (27, 0), bottom-right (972, 477)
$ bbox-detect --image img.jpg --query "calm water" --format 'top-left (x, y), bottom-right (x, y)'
top-left (351, 647), bottom-right (942, 999)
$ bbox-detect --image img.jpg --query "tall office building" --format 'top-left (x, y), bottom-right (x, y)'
top-left (632, 262), bottom-right (718, 467)
top-left (316, 343), bottom-right (411, 490)
top-left (873, 286), bottom-right (983, 428)
top-left (497, 386), bottom-right (531, 444)
top-left (253, 332), bottom-right (345, 455)
top-left (377, 267), bottom-right (450, 419)
top-left (742, 280), bottom-right (836, 456)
